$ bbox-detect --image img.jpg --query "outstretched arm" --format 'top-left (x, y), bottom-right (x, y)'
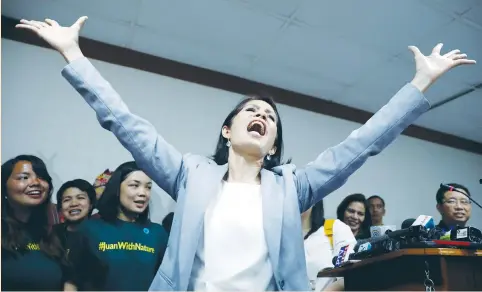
top-left (295, 43), bottom-right (476, 212)
top-left (16, 17), bottom-right (184, 199)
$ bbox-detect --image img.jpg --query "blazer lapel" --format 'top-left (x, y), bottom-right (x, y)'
top-left (178, 163), bottom-right (228, 288)
top-left (183, 162), bottom-right (228, 221)
top-left (260, 169), bottom-right (284, 271)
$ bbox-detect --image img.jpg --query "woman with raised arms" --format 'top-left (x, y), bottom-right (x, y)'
top-left (16, 16), bottom-right (475, 291)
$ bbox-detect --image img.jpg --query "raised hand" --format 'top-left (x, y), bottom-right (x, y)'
top-left (16, 17), bottom-right (88, 62)
top-left (408, 43), bottom-right (476, 92)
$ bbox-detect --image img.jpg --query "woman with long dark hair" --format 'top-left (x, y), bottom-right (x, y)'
top-left (75, 161), bottom-right (168, 291)
top-left (16, 16), bottom-right (476, 291)
top-left (336, 193), bottom-right (372, 240)
top-left (302, 200), bottom-right (355, 291)
top-left (1, 155), bottom-right (74, 291)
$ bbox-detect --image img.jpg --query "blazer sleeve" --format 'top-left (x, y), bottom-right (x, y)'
top-left (61, 57), bottom-right (184, 200)
top-left (294, 83), bottom-right (430, 212)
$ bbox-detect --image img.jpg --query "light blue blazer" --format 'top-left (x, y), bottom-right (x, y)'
top-left (61, 57), bottom-right (430, 291)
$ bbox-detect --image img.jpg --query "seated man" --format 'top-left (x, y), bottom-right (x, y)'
top-left (435, 183), bottom-right (472, 231)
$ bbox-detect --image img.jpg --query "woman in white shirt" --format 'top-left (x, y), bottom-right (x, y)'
top-left (303, 200), bottom-right (356, 291)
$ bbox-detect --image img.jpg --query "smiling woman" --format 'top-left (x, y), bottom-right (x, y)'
top-left (52, 179), bottom-right (107, 290)
top-left (1, 155), bottom-right (74, 291)
top-left (72, 161), bottom-right (169, 291)
top-left (56, 179), bottom-right (96, 226)
top-left (336, 193), bottom-right (372, 240)
top-left (15, 15), bottom-right (476, 291)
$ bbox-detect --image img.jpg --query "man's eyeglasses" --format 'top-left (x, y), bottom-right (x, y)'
top-left (443, 199), bottom-right (471, 206)
top-left (440, 183), bottom-right (482, 209)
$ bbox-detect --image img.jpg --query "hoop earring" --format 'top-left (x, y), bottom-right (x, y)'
top-left (226, 140), bottom-right (231, 147)
top-left (266, 154), bottom-right (271, 161)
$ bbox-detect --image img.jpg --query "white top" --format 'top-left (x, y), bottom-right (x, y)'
top-left (304, 219), bottom-right (356, 291)
top-left (189, 181), bottom-right (275, 291)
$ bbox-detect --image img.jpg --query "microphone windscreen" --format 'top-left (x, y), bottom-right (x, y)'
top-left (401, 218), bottom-right (416, 229)
top-left (412, 215), bottom-right (435, 229)
top-left (370, 225), bottom-right (396, 237)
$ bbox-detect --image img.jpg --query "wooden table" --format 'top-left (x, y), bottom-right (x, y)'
top-left (318, 248), bottom-right (482, 291)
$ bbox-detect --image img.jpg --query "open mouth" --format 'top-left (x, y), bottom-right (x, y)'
top-left (68, 209), bottom-right (82, 216)
top-left (247, 120), bottom-right (266, 136)
top-left (26, 190), bottom-right (43, 197)
top-left (134, 200), bottom-right (146, 207)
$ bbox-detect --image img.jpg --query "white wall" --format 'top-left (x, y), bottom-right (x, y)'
top-left (2, 39), bottom-right (482, 228)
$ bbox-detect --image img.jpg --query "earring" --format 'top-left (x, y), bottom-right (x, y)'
top-left (266, 154), bottom-right (271, 161)
top-left (226, 140), bottom-right (231, 147)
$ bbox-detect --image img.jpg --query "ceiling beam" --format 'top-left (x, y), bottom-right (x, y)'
top-left (2, 15), bottom-right (481, 155)
top-left (428, 82), bottom-right (482, 111)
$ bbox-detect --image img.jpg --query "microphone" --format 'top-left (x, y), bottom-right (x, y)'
top-left (332, 244), bottom-right (355, 267)
top-left (401, 218), bottom-right (416, 229)
top-left (352, 234), bottom-right (391, 252)
top-left (370, 225), bottom-right (397, 237)
top-left (450, 226), bottom-right (482, 243)
top-left (351, 215), bottom-right (435, 255)
top-left (411, 215), bottom-right (435, 229)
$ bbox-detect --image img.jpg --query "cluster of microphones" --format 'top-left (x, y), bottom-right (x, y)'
top-left (332, 215), bottom-right (482, 268)
top-left (332, 181), bottom-right (482, 267)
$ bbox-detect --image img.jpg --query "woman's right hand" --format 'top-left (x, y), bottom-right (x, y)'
top-left (16, 17), bottom-right (88, 62)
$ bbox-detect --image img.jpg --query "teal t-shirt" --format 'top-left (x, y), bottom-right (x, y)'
top-left (78, 218), bottom-right (168, 291)
top-left (2, 242), bottom-right (66, 291)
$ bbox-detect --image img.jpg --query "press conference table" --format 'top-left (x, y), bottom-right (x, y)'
top-left (318, 248), bottom-right (482, 291)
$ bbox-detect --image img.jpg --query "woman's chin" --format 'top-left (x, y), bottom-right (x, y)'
top-left (235, 141), bottom-right (271, 158)
top-left (128, 206), bottom-right (147, 214)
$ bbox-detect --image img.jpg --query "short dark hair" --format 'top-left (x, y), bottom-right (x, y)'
top-left (97, 161), bottom-right (151, 225)
top-left (336, 193), bottom-right (372, 236)
top-left (367, 195), bottom-right (385, 207)
top-left (211, 92), bottom-right (291, 169)
top-left (56, 179), bottom-right (97, 216)
top-left (436, 183), bottom-right (471, 204)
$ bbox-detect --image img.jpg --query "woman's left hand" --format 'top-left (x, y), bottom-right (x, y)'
top-left (409, 43), bottom-right (476, 92)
